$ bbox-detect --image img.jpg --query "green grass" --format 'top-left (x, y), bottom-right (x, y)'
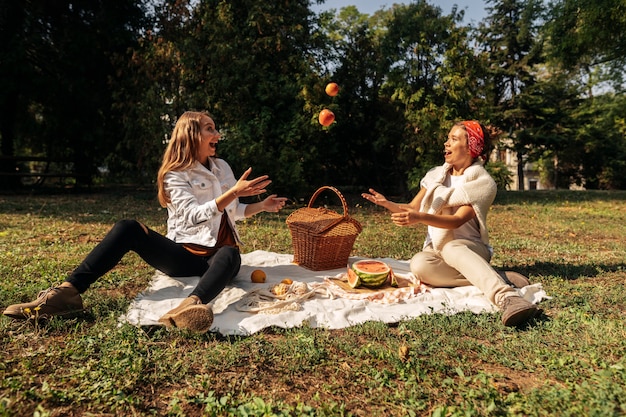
top-left (1, 189), bottom-right (625, 416)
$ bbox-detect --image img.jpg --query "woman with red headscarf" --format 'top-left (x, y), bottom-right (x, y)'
top-left (362, 121), bottom-right (539, 327)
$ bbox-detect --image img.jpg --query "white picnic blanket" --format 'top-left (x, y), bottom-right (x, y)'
top-left (119, 250), bottom-right (549, 335)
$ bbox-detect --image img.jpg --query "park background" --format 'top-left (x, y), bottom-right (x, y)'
top-left (1, 0), bottom-right (625, 196)
top-left (1, 1), bottom-right (626, 416)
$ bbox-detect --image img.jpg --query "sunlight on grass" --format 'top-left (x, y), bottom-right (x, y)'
top-left (0, 190), bottom-right (625, 416)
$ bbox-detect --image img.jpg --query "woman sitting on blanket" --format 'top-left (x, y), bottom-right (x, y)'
top-left (362, 121), bottom-right (538, 327)
top-left (3, 111), bottom-right (288, 333)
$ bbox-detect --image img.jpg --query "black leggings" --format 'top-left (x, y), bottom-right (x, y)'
top-left (66, 219), bottom-right (241, 303)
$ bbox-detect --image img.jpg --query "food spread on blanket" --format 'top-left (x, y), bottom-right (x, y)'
top-left (270, 282), bottom-right (290, 296)
top-left (250, 269), bottom-right (267, 283)
top-left (347, 260), bottom-right (392, 289)
top-left (237, 279), bottom-right (318, 314)
top-left (332, 272), bottom-right (418, 295)
top-left (120, 251), bottom-right (549, 335)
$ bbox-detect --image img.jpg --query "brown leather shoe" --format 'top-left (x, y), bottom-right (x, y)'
top-left (158, 297), bottom-right (213, 333)
top-left (499, 295), bottom-right (538, 327)
top-left (501, 271), bottom-right (531, 288)
top-left (3, 283), bottom-right (83, 320)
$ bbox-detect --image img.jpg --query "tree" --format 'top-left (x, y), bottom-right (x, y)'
top-left (547, 0), bottom-right (626, 68)
top-left (381, 1), bottom-right (479, 192)
top-left (170, 0), bottom-right (320, 196)
top-left (477, 0), bottom-right (545, 190)
top-left (516, 67), bottom-right (581, 188)
top-left (568, 94), bottom-right (626, 189)
top-left (308, 6), bottom-right (398, 192)
top-left (0, 0), bottom-right (149, 187)
top-left (0, 0), bottom-right (33, 187)
top-left (107, 0), bottom-right (190, 183)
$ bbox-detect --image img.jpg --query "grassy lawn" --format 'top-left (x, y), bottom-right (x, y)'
top-left (0, 189), bottom-right (625, 416)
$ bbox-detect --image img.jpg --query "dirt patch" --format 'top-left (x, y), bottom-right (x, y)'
top-left (478, 362), bottom-right (550, 393)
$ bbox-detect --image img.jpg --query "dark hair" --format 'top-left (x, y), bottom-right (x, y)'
top-left (479, 123), bottom-right (492, 160)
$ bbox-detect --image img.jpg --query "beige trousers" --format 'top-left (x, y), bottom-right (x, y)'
top-left (409, 239), bottom-right (517, 306)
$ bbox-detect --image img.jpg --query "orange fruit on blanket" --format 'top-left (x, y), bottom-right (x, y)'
top-left (250, 269), bottom-right (267, 283)
top-left (281, 278), bottom-right (293, 285)
top-left (271, 283), bottom-right (290, 296)
top-left (318, 109), bottom-right (335, 126)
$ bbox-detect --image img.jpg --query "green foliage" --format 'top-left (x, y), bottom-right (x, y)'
top-left (477, 0), bottom-right (546, 189)
top-left (0, 0), bottom-right (150, 185)
top-left (578, 94), bottom-right (626, 190)
top-left (485, 160), bottom-right (513, 189)
top-left (546, 0), bottom-right (626, 69)
top-left (2, 0), bottom-right (626, 194)
top-left (170, 0), bottom-right (320, 195)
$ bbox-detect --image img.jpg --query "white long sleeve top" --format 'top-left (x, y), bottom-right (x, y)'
top-left (164, 158), bottom-right (247, 247)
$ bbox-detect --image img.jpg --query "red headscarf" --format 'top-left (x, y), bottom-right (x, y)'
top-left (462, 121), bottom-right (484, 158)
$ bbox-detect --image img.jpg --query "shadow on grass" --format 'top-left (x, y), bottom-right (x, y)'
top-left (514, 309), bottom-right (551, 330)
top-left (520, 261), bottom-right (626, 280)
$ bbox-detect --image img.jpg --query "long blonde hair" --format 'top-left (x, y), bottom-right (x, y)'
top-left (157, 111), bottom-right (209, 207)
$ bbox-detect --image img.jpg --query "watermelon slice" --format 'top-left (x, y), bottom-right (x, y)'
top-left (389, 267), bottom-right (398, 287)
top-left (351, 260), bottom-right (390, 288)
top-left (347, 268), bottom-right (361, 288)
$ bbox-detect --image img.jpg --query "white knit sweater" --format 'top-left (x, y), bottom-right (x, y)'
top-left (419, 162), bottom-right (497, 252)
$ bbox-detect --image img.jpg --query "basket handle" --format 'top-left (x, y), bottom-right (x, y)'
top-left (307, 186), bottom-right (350, 217)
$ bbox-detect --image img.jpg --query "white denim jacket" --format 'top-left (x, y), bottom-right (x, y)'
top-left (164, 158), bottom-right (247, 247)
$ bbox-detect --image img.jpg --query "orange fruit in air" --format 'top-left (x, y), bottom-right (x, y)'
top-left (250, 269), bottom-right (267, 283)
top-left (325, 82), bottom-right (339, 97)
top-left (319, 109), bottom-right (335, 126)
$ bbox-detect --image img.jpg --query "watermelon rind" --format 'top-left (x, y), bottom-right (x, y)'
top-left (347, 268), bottom-right (361, 288)
top-left (351, 260), bottom-right (390, 288)
top-left (389, 268), bottom-right (398, 287)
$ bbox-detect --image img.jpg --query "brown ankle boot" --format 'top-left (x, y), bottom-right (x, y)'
top-left (499, 295), bottom-right (538, 327)
top-left (158, 296), bottom-right (213, 333)
top-left (3, 283), bottom-right (83, 320)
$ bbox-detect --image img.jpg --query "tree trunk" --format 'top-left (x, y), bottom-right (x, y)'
top-left (0, 91), bottom-right (20, 189)
top-left (517, 151), bottom-right (525, 191)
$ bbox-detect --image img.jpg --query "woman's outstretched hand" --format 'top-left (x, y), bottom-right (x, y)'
top-left (361, 188), bottom-right (389, 207)
top-left (391, 208), bottom-right (420, 226)
top-left (261, 195), bottom-right (288, 212)
top-left (362, 188), bottom-right (403, 213)
top-left (233, 167), bottom-right (271, 197)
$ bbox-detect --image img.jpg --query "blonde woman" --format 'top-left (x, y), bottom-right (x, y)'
top-left (3, 111), bottom-right (287, 332)
top-left (363, 121), bottom-right (538, 327)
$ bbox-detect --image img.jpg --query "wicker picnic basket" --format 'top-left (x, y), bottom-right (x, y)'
top-left (286, 186), bottom-right (362, 271)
